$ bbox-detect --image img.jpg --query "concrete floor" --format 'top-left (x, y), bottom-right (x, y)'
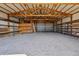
top-left (0, 32), bottom-right (79, 56)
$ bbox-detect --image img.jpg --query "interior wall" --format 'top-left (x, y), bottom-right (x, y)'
top-left (10, 17), bottom-right (19, 22)
top-left (62, 17), bottom-right (70, 23)
top-left (0, 12), bottom-right (8, 29)
top-left (0, 12), bottom-right (8, 26)
top-left (62, 13), bottom-right (79, 23)
top-left (72, 13), bottom-right (79, 20)
top-left (9, 17), bottom-right (19, 32)
top-left (56, 13), bottom-right (79, 35)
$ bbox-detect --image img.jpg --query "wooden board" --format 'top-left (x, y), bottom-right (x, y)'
top-left (18, 23), bottom-right (33, 33)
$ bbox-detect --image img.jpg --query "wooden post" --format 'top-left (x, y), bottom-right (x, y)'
top-left (56, 21), bottom-right (57, 32)
top-left (44, 21), bottom-right (46, 32)
top-left (32, 21), bottom-right (36, 32)
top-left (7, 15), bottom-right (10, 35)
top-left (35, 21), bottom-right (37, 32)
top-left (13, 22), bottom-right (15, 36)
top-left (67, 23), bottom-right (69, 34)
top-left (53, 22), bottom-right (54, 32)
top-left (61, 19), bottom-right (62, 33)
top-left (7, 15), bottom-right (10, 28)
top-left (30, 20), bottom-right (34, 33)
top-left (70, 15), bottom-right (72, 35)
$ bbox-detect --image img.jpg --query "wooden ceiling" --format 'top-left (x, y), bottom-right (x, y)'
top-left (0, 3), bottom-right (79, 23)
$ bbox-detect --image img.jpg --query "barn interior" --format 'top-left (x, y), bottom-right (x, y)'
top-left (0, 3), bottom-right (79, 56)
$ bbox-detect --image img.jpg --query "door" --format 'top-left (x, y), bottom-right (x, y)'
top-left (37, 23), bottom-right (45, 32)
top-left (46, 23), bottom-right (53, 32)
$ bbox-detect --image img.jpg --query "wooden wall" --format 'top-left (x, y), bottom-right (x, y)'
top-left (18, 23), bottom-right (33, 33)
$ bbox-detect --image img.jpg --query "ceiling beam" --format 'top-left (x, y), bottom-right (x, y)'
top-left (60, 4), bottom-right (68, 12)
top-left (19, 3), bottom-right (26, 10)
top-left (0, 5), bottom-right (12, 13)
top-left (0, 9), bottom-right (8, 14)
top-left (72, 10), bottom-right (79, 15)
top-left (55, 4), bottom-right (61, 10)
top-left (3, 4), bottom-right (17, 13)
top-left (68, 6), bottom-right (79, 13)
top-left (12, 4), bottom-right (21, 11)
top-left (9, 14), bottom-right (70, 17)
top-left (9, 8), bottom-right (72, 16)
top-left (64, 5), bottom-right (75, 12)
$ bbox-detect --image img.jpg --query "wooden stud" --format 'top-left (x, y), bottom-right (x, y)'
top-left (70, 15), bottom-right (72, 35)
top-left (7, 15), bottom-right (10, 28)
top-left (60, 19), bottom-right (63, 33)
top-left (53, 22), bottom-right (54, 32)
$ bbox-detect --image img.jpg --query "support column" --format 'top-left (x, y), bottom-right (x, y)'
top-left (7, 15), bottom-right (10, 28)
top-left (13, 22), bottom-right (15, 36)
top-left (56, 21), bottom-right (57, 32)
top-left (35, 21), bottom-right (37, 32)
top-left (70, 15), bottom-right (72, 35)
top-left (53, 22), bottom-right (54, 32)
top-left (33, 21), bottom-right (36, 32)
top-left (60, 19), bottom-right (63, 33)
top-left (67, 23), bottom-right (69, 34)
top-left (7, 15), bottom-right (10, 35)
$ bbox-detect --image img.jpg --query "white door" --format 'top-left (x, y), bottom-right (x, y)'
top-left (46, 23), bottom-right (53, 32)
top-left (37, 23), bottom-right (45, 32)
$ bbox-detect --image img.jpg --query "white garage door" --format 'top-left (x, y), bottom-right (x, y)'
top-left (46, 23), bottom-right (53, 32)
top-left (36, 23), bottom-right (53, 32)
top-left (37, 23), bottom-right (45, 32)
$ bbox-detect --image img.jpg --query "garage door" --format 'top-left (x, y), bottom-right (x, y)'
top-left (36, 23), bottom-right (53, 32)
top-left (37, 23), bottom-right (45, 32)
top-left (46, 23), bottom-right (53, 32)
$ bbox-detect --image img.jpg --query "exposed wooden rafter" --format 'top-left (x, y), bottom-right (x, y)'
top-left (3, 4), bottom-right (17, 13)
top-left (9, 14), bottom-right (69, 19)
top-left (64, 5), bottom-right (75, 12)
top-left (60, 4), bottom-right (68, 12)
top-left (9, 8), bottom-right (72, 16)
top-left (0, 9), bottom-right (8, 14)
top-left (68, 6), bottom-right (79, 13)
top-left (0, 3), bottom-right (79, 22)
top-left (0, 5), bottom-right (12, 13)
top-left (19, 3), bottom-right (26, 10)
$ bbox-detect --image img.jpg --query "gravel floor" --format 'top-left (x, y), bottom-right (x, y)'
top-left (0, 32), bottom-right (79, 56)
